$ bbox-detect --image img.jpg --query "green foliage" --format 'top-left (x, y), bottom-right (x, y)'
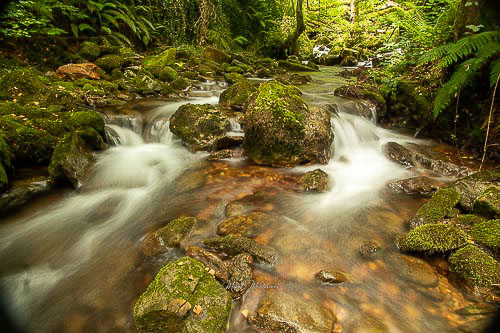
top-left (420, 30), bottom-right (500, 117)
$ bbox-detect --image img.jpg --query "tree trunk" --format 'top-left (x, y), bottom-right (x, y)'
top-left (284, 0), bottom-right (305, 56)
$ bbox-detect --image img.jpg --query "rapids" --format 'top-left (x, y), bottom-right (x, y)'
top-left (0, 67), bottom-right (491, 332)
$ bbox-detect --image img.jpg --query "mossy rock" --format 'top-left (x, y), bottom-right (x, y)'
top-left (68, 111), bottom-right (105, 134)
top-left (48, 128), bottom-right (103, 187)
top-left (203, 47), bottom-right (231, 64)
top-left (397, 224), bottom-right (468, 254)
top-left (277, 60), bottom-right (318, 72)
top-left (243, 81), bottom-right (332, 167)
top-left (456, 214), bottom-right (488, 226)
top-left (79, 41), bottom-right (100, 61)
top-left (0, 67), bottom-right (48, 103)
top-left (471, 219), bottom-right (500, 250)
top-left (153, 217), bottom-right (202, 249)
top-left (95, 54), bottom-right (125, 73)
top-left (143, 56), bottom-right (178, 82)
top-left (169, 104), bottom-right (228, 151)
top-left (181, 71), bottom-right (199, 80)
top-left (219, 79), bottom-right (256, 110)
top-left (133, 257), bottom-right (232, 333)
top-left (408, 187), bottom-right (460, 229)
top-left (473, 187), bottom-right (500, 218)
top-left (224, 72), bottom-right (245, 85)
top-left (171, 78), bottom-right (189, 90)
top-left (448, 245), bottom-right (499, 287)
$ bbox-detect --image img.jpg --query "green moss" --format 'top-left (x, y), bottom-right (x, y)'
top-left (409, 187), bottom-right (460, 229)
top-left (456, 214), bottom-right (488, 226)
top-left (473, 187), bottom-right (500, 218)
top-left (68, 111), bottom-right (105, 134)
top-left (471, 219), bottom-right (500, 250)
top-left (79, 41), bottom-right (100, 61)
top-left (171, 78), bottom-right (189, 90)
top-left (219, 80), bottom-right (256, 110)
top-left (0, 164), bottom-right (7, 190)
top-left (155, 217), bottom-right (201, 247)
top-left (449, 245), bottom-right (499, 287)
top-left (225, 66), bottom-right (244, 74)
top-left (398, 224), bottom-right (468, 254)
top-left (133, 257), bottom-right (232, 333)
top-left (180, 71), bottom-right (199, 80)
top-left (95, 54), bottom-right (125, 73)
top-left (0, 67), bottom-right (48, 103)
top-left (224, 72), bottom-right (245, 85)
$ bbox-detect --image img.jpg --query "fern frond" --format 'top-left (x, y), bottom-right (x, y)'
top-left (419, 43), bottom-right (453, 65)
top-left (490, 58), bottom-right (500, 87)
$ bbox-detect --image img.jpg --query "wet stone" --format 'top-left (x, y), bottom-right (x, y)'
top-left (0, 176), bottom-right (51, 214)
top-left (315, 269), bottom-right (348, 284)
top-left (207, 149), bottom-right (243, 161)
top-left (359, 240), bottom-right (381, 258)
top-left (203, 235), bottom-right (279, 266)
top-left (296, 169), bottom-right (329, 192)
top-left (217, 212), bottom-right (277, 238)
top-left (248, 289), bottom-right (336, 333)
top-left (226, 253), bottom-right (254, 299)
top-left (215, 135), bottom-right (244, 150)
top-left (387, 176), bottom-right (437, 196)
top-left (450, 169), bottom-right (500, 211)
top-left (185, 246), bottom-right (230, 284)
top-left (387, 254), bottom-right (439, 288)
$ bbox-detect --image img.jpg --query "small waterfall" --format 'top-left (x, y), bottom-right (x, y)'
top-left (226, 116), bottom-right (244, 137)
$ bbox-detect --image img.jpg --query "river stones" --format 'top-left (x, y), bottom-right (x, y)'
top-left (0, 175), bottom-right (51, 214)
top-left (203, 235), bottom-right (279, 266)
top-left (408, 187), bottom-right (460, 229)
top-left (473, 187), bottom-right (500, 218)
top-left (219, 78), bottom-right (256, 110)
top-left (386, 254), bottom-right (439, 288)
top-left (397, 224), bottom-right (468, 254)
top-left (243, 81), bottom-right (332, 167)
top-left (217, 212), bottom-right (277, 238)
top-left (450, 169), bottom-right (500, 211)
top-left (359, 240), bottom-right (382, 258)
top-left (448, 245), bottom-right (499, 287)
top-left (296, 169), bottom-right (329, 192)
top-left (169, 103), bottom-right (229, 151)
top-left (315, 269), bottom-right (348, 284)
top-left (387, 176), bottom-right (437, 196)
top-left (185, 246), bottom-right (230, 284)
top-left (133, 257), bottom-right (232, 333)
top-left (142, 217), bottom-right (203, 256)
top-left (226, 253), bottom-right (254, 299)
top-left (248, 289), bottom-right (336, 333)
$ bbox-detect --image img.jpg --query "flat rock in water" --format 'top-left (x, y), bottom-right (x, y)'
top-left (217, 212), bottom-right (277, 238)
top-left (203, 235), bottom-right (279, 266)
top-left (387, 176), bottom-right (437, 196)
top-left (296, 169), bottom-right (329, 192)
top-left (249, 289), bottom-right (336, 333)
top-left (133, 257), bottom-right (232, 333)
top-left (185, 246), bottom-right (230, 284)
top-left (315, 269), bottom-right (348, 284)
top-left (386, 253), bottom-right (439, 288)
top-left (226, 253), bottom-right (254, 299)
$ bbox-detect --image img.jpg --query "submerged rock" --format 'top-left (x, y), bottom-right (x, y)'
top-left (0, 176), bottom-right (51, 214)
top-left (408, 187), bottom-right (460, 229)
top-left (203, 235), bottom-right (279, 266)
top-left (249, 289), bottom-right (336, 333)
top-left (350, 314), bottom-right (390, 333)
top-left (244, 81), bottom-right (332, 167)
top-left (169, 104), bottom-right (229, 151)
top-left (55, 63), bottom-right (101, 80)
top-left (133, 257), bottom-right (232, 333)
top-left (315, 269), bottom-right (348, 284)
top-left (216, 212), bottom-right (277, 238)
top-left (450, 169), bottom-right (500, 211)
top-left (387, 176), bottom-right (437, 196)
top-left (296, 169), bottom-right (329, 192)
top-left (219, 79), bottom-right (256, 110)
top-left (473, 187), bottom-right (500, 218)
top-left (186, 246), bottom-right (230, 284)
top-left (470, 219), bottom-right (500, 250)
top-left (359, 240), bottom-right (381, 258)
top-left (448, 245), bottom-right (499, 287)
top-left (142, 217), bottom-right (203, 256)
top-left (387, 254), bottom-right (439, 287)
top-left (226, 253), bottom-right (254, 299)
top-left (397, 224), bottom-right (468, 254)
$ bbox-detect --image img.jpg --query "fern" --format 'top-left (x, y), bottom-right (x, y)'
top-left (490, 58), bottom-right (500, 87)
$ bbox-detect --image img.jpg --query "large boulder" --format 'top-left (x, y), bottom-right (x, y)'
top-left (219, 79), bottom-right (256, 110)
top-left (55, 63), bottom-right (101, 80)
top-left (143, 48), bottom-right (178, 81)
top-left (243, 81), bottom-right (332, 167)
top-left (397, 224), bottom-right (468, 254)
top-left (249, 289), bottom-right (336, 332)
top-left (133, 257), bottom-right (232, 333)
top-left (169, 104), bottom-right (229, 151)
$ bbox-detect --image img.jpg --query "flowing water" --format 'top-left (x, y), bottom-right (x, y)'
top-left (0, 67), bottom-right (493, 332)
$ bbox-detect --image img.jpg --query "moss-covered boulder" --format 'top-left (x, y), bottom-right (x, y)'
top-left (219, 79), bottom-right (256, 110)
top-left (169, 104), bottom-right (229, 151)
top-left (450, 169), bottom-right (500, 211)
top-left (133, 257), bottom-right (232, 333)
top-left (68, 110), bottom-right (105, 134)
top-left (0, 67), bottom-right (49, 103)
top-left (142, 217), bottom-right (203, 256)
top-left (143, 49), bottom-right (179, 82)
top-left (397, 224), bottom-right (468, 254)
top-left (203, 47), bottom-right (230, 64)
top-left (171, 78), bottom-right (189, 90)
top-left (95, 54), bottom-right (125, 73)
top-left (456, 214), bottom-right (488, 226)
top-left (448, 245), bottom-right (499, 287)
top-left (471, 219), bottom-right (500, 250)
top-left (408, 187), bottom-right (460, 229)
top-left (243, 81), bottom-right (332, 167)
top-left (277, 60), bottom-right (318, 72)
top-left (48, 128), bottom-right (104, 187)
top-left (78, 41), bottom-right (100, 61)
top-left (203, 235), bottom-right (279, 266)
top-left (224, 72), bottom-right (245, 85)
top-left (473, 187), bottom-right (500, 218)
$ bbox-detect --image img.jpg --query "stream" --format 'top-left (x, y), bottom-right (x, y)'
top-left (0, 67), bottom-right (492, 332)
